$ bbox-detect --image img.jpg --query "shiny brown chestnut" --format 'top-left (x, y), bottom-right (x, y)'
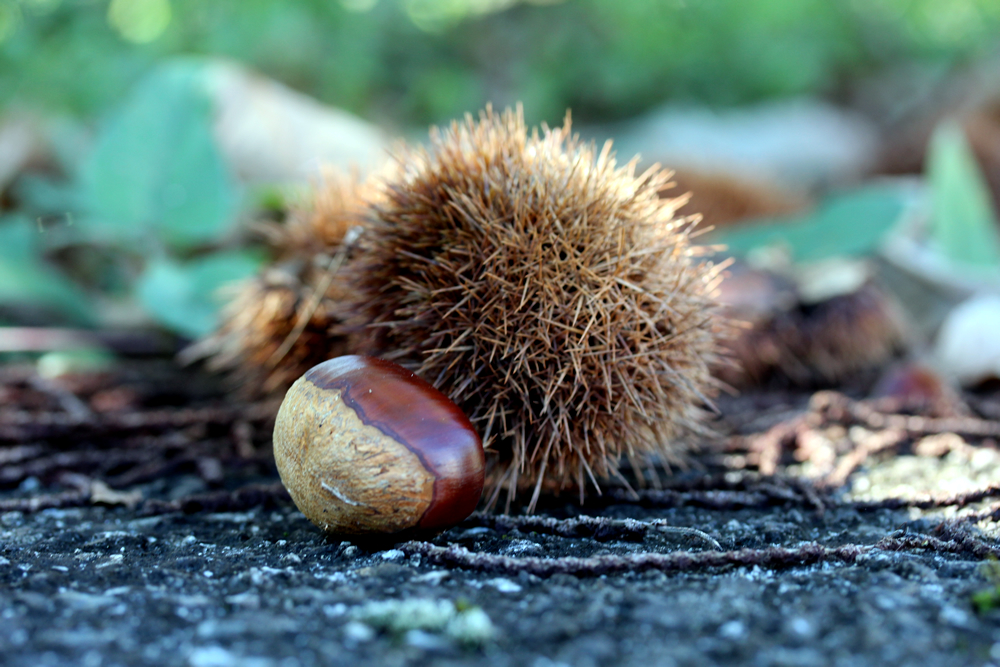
top-left (272, 355), bottom-right (485, 535)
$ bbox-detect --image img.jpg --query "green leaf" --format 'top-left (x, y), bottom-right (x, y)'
top-left (15, 174), bottom-right (81, 214)
top-left (973, 587), bottom-right (1000, 615)
top-left (926, 121), bottom-right (1000, 269)
top-left (0, 215), bottom-right (95, 325)
top-left (80, 60), bottom-right (238, 250)
top-left (135, 250), bottom-right (264, 339)
top-left (710, 183), bottom-right (909, 262)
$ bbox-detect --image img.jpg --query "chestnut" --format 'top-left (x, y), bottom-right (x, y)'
top-left (272, 355), bottom-right (485, 535)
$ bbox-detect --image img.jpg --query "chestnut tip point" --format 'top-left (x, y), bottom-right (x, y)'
top-left (272, 355), bottom-right (485, 536)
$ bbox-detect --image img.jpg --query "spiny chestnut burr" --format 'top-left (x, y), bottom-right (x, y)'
top-left (186, 176), bottom-right (374, 396)
top-left (272, 355), bottom-right (485, 535)
top-left (715, 281), bottom-right (907, 388)
top-left (343, 105), bottom-right (723, 508)
top-left (210, 105), bottom-right (724, 511)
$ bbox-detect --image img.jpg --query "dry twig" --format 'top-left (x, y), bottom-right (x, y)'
top-left (400, 540), bottom-right (866, 577)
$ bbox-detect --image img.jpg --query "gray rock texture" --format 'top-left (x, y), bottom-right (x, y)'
top-left (2, 489), bottom-right (999, 667)
top-left (2, 363), bottom-right (998, 667)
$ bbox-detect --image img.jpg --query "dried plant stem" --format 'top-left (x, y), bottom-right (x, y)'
top-left (470, 513), bottom-right (721, 548)
top-left (0, 403), bottom-right (276, 443)
top-left (138, 483), bottom-right (290, 516)
top-left (810, 391), bottom-right (1000, 438)
top-left (400, 540), bottom-right (867, 577)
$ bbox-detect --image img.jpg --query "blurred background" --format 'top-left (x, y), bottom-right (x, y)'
top-left (5, 0), bottom-right (1000, 127)
top-left (3, 0), bottom-right (1000, 389)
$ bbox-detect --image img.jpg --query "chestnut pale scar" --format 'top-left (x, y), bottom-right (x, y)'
top-left (272, 356), bottom-right (485, 535)
top-left (304, 356), bottom-right (484, 530)
top-left (273, 377), bottom-right (436, 534)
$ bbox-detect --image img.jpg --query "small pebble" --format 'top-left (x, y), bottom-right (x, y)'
top-left (788, 617), bottom-right (813, 638)
top-left (485, 578), bottom-right (522, 593)
top-left (719, 620), bottom-right (746, 639)
top-left (404, 629), bottom-right (452, 651)
top-left (342, 621), bottom-right (375, 643)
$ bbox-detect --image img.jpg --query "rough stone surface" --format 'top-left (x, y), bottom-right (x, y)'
top-left (2, 490), bottom-right (999, 667)
top-left (3, 364), bottom-right (998, 666)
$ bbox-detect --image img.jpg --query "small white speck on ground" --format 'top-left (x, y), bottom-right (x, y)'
top-left (323, 603), bottom-right (347, 617)
top-left (719, 619), bottom-right (746, 639)
top-left (484, 578), bottom-right (522, 593)
top-left (342, 621), bottom-right (375, 644)
top-left (788, 617), bottom-right (813, 637)
top-left (404, 629), bottom-right (452, 650)
top-left (501, 540), bottom-right (543, 555)
top-left (411, 570), bottom-right (450, 584)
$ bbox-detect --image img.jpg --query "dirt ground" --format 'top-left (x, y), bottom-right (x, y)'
top-left (2, 361), bottom-right (1000, 667)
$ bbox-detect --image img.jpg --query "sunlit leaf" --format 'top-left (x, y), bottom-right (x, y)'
top-left (135, 250), bottom-right (264, 338)
top-left (926, 120), bottom-right (1000, 269)
top-left (710, 183), bottom-right (908, 262)
top-left (0, 215), bottom-right (95, 324)
top-left (80, 60), bottom-right (238, 250)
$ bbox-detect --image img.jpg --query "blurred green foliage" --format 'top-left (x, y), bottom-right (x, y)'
top-left (710, 116), bottom-right (1000, 273)
top-left (0, 214), bottom-right (95, 325)
top-left (927, 120), bottom-right (1000, 269)
top-left (3, 0), bottom-right (1000, 127)
top-left (2, 60), bottom-right (261, 337)
top-left (80, 60), bottom-right (238, 250)
top-left (711, 184), bottom-right (910, 263)
top-left (2, 0), bottom-right (1000, 339)
top-left (973, 557), bottom-right (1000, 614)
top-left (136, 250), bottom-right (264, 338)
